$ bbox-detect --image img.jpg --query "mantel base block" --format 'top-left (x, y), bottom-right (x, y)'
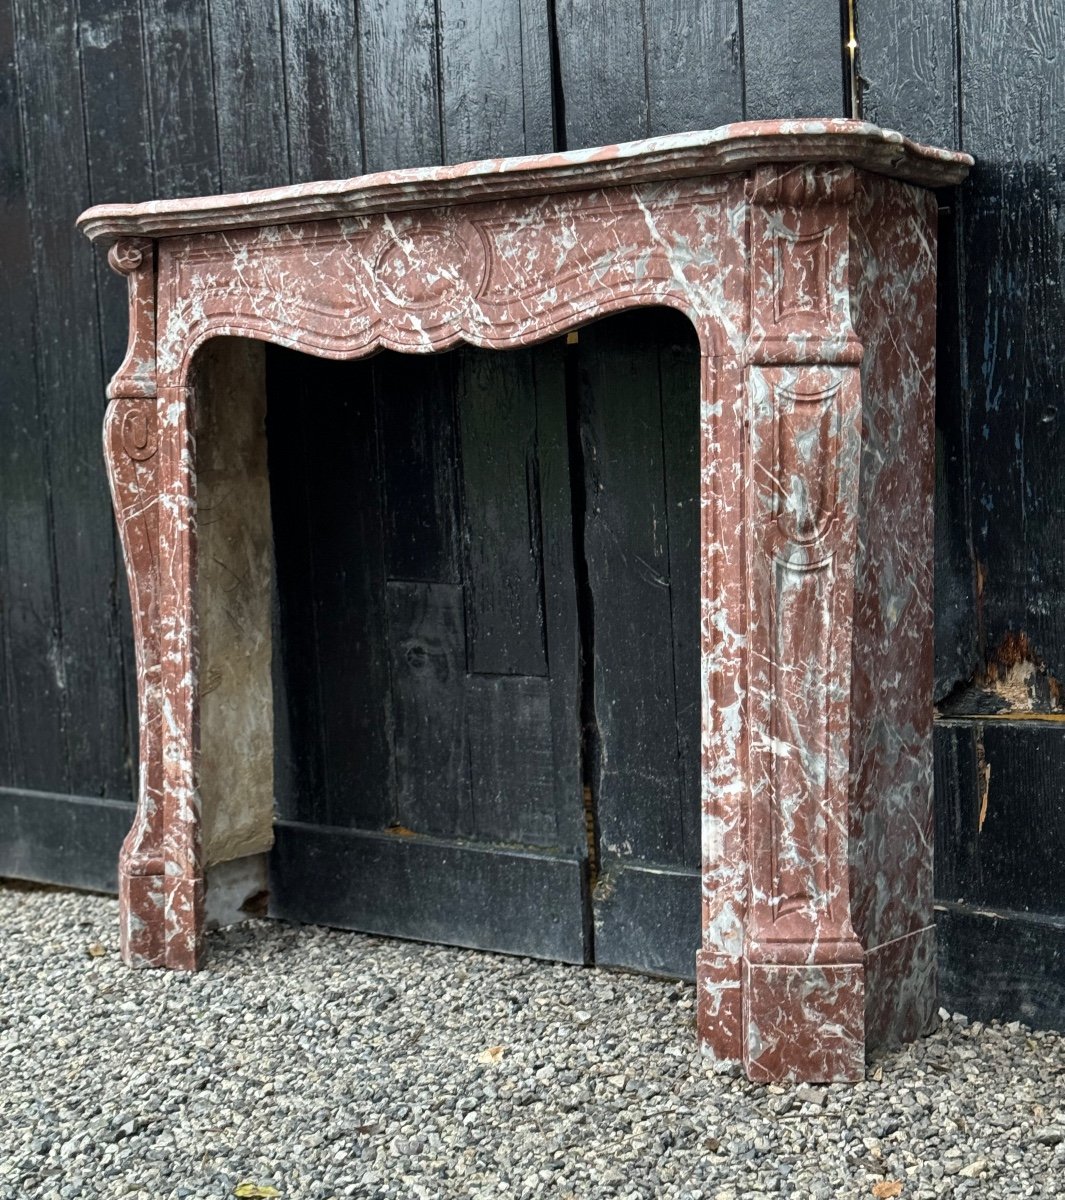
top-left (696, 949), bottom-right (744, 1063)
top-left (118, 866), bottom-right (205, 971)
top-left (118, 867), bottom-right (166, 968)
top-left (864, 926), bottom-right (938, 1050)
top-left (743, 958), bottom-right (867, 1084)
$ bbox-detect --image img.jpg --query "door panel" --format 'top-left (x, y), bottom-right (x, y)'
top-left (266, 341), bottom-right (588, 961)
top-left (265, 313), bottom-right (701, 974)
top-left (576, 310), bottom-right (702, 978)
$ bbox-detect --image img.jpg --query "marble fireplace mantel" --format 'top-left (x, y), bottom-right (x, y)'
top-left (78, 119), bottom-right (972, 1083)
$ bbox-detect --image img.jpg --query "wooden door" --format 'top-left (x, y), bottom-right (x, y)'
top-left (266, 341), bottom-right (588, 962)
top-left (265, 309), bottom-right (701, 974)
top-left (575, 311), bottom-right (702, 977)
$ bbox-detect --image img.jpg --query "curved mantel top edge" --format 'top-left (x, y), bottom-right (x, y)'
top-left (77, 119), bottom-right (973, 245)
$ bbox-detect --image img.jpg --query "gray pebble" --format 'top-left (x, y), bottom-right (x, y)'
top-left (1, 885), bottom-right (1064, 1200)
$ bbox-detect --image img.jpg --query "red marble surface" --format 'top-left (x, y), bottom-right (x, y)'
top-left (78, 120), bottom-right (972, 1083)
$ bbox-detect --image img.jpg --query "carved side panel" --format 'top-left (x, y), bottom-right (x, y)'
top-left (744, 163), bottom-right (864, 968)
top-left (746, 365), bottom-right (861, 954)
top-left (746, 165), bottom-right (860, 367)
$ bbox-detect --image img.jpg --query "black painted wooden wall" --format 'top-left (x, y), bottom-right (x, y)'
top-left (0, 0), bottom-right (1062, 1021)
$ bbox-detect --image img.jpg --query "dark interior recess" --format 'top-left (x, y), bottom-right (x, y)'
top-left (265, 308), bottom-right (701, 975)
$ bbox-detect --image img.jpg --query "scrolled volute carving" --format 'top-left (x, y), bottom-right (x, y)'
top-left (108, 238), bottom-right (149, 275)
top-left (106, 238), bottom-right (157, 400)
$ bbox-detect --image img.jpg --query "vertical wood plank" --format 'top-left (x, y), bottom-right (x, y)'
top-left (79, 0), bottom-right (154, 386)
top-left (851, 0), bottom-right (974, 698)
top-left (466, 675), bottom-right (556, 845)
top-left (437, 0), bottom-right (554, 160)
top-left (556, 0), bottom-right (747, 147)
top-left (516, 0), bottom-right (556, 153)
top-left (140, 0), bottom-right (220, 196)
top-left (388, 580), bottom-right (472, 837)
top-left (208, 0), bottom-right (291, 190)
top-left (78, 0), bottom-right (155, 796)
top-left (856, 0), bottom-right (959, 147)
top-left (742, 0), bottom-right (845, 120)
top-left (458, 350), bottom-right (547, 678)
top-left (553, 0), bottom-right (648, 146)
top-left (529, 344), bottom-right (584, 855)
top-left (309, 363), bottom-right (394, 832)
top-left (12, 0), bottom-right (128, 797)
top-left (269, 354), bottom-right (394, 831)
top-left (958, 0), bottom-right (1065, 678)
top-left (358, 0), bottom-right (443, 170)
top-left (644, 0), bottom-right (743, 134)
top-left (658, 324), bottom-right (702, 864)
top-left (929, 199), bottom-right (979, 700)
top-left (932, 721), bottom-right (982, 903)
top-left (377, 355), bottom-right (463, 585)
top-left (579, 311), bottom-right (691, 867)
top-left (935, 721), bottom-right (1065, 916)
top-left (0, 0), bottom-right (65, 791)
top-left (281, 0), bottom-right (363, 182)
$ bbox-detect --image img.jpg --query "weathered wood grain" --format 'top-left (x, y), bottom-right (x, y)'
top-left (937, 902), bottom-right (1065, 1031)
top-left (644, 0), bottom-right (743, 133)
top-left (139, 0), bottom-right (220, 196)
top-left (0, 788), bottom-right (134, 893)
top-left (0, 0), bottom-right (64, 792)
top-left (556, 0), bottom-right (743, 144)
top-left (466, 674), bottom-right (556, 845)
top-left (438, 0), bottom-right (554, 160)
top-left (388, 580), bottom-right (473, 838)
top-left (525, 344), bottom-right (584, 857)
top-left (12, 0), bottom-right (128, 797)
top-left (854, 0), bottom-right (975, 699)
top-left (271, 819), bottom-right (588, 963)
top-left (578, 311), bottom-right (700, 872)
top-left (742, 0), bottom-right (845, 120)
top-left (358, 0), bottom-right (443, 171)
top-left (958, 0), bottom-right (1065, 687)
top-left (935, 720), bottom-right (1065, 916)
top-left (77, 0), bottom-right (153, 801)
top-left (553, 0), bottom-right (647, 145)
top-left (856, 0), bottom-right (959, 148)
top-left (209, 0), bottom-right (291, 191)
top-left (658, 326), bottom-right (702, 861)
top-left (377, 354), bottom-right (463, 585)
top-left (269, 353), bottom-right (394, 832)
top-left (458, 350), bottom-right (547, 679)
top-left (281, 0), bottom-right (363, 182)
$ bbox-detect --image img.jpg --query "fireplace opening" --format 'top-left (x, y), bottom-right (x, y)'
top-left (191, 308), bottom-right (700, 975)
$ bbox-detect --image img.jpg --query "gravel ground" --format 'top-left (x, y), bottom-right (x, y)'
top-left (1, 886), bottom-right (1063, 1200)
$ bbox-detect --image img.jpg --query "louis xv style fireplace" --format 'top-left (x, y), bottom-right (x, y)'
top-left (78, 120), bottom-right (971, 1083)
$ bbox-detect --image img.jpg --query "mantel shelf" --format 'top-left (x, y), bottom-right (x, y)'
top-left (77, 119), bottom-right (972, 244)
